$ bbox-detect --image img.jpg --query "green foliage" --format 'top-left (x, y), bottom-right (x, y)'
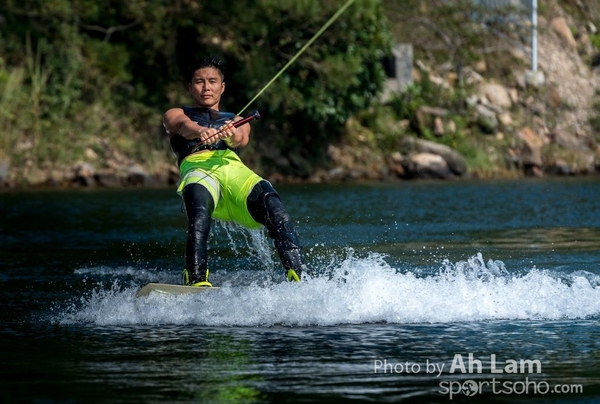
top-left (590, 90), bottom-right (600, 139)
top-left (203, 0), bottom-right (392, 168)
top-left (591, 34), bottom-right (600, 51)
top-left (354, 103), bottom-right (409, 150)
top-left (0, 0), bottom-right (391, 177)
top-left (388, 78), bottom-right (438, 121)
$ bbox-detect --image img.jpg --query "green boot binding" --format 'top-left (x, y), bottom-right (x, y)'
top-left (182, 268), bottom-right (213, 287)
top-left (286, 264), bottom-right (311, 282)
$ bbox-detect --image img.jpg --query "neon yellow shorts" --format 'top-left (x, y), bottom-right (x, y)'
top-left (177, 149), bottom-right (263, 228)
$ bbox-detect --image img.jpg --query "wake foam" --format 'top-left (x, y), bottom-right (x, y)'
top-left (55, 252), bottom-right (600, 327)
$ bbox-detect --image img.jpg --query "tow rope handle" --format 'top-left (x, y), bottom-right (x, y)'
top-left (231, 109), bottom-right (261, 128)
top-left (191, 110), bottom-right (261, 150)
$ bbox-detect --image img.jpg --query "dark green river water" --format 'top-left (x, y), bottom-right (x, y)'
top-left (1, 178), bottom-right (599, 403)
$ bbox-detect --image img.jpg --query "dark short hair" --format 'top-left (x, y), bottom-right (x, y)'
top-left (186, 57), bottom-right (226, 83)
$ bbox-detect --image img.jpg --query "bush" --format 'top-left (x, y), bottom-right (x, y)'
top-left (0, 0), bottom-right (392, 178)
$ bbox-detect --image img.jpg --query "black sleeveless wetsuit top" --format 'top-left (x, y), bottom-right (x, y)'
top-left (169, 107), bottom-right (238, 166)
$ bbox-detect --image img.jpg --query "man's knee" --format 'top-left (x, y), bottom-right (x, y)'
top-left (247, 180), bottom-right (279, 223)
top-left (183, 184), bottom-right (215, 216)
top-left (184, 183), bottom-right (215, 223)
top-left (247, 180), bottom-right (299, 245)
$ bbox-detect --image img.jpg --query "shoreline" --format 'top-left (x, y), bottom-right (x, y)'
top-left (1, 166), bottom-right (598, 193)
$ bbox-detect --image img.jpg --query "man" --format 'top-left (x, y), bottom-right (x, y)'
top-left (162, 57), bottom-right (310, 287)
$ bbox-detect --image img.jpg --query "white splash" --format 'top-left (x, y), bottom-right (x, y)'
top-left (57, 252), bottom-right (600, 327)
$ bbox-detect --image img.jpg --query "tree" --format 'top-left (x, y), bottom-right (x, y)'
top-left (0, 0), bottom-right (392, 178)
top-left (160, 0), bottom-right (393, 175)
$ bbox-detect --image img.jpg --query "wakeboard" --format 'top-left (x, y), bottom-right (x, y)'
top-left (136, 283), bottom-right (219, 298)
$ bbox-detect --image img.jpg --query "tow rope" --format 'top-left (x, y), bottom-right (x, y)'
top-left (197, 0), bottom-right (357, 146)
top-left (237, 0), bottom-right (357, 116)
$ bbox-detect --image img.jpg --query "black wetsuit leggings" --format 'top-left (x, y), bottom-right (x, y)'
top-left (182, 180), bottom-right (304, 283)
top-left (183, 183), bottom-right (214, 279)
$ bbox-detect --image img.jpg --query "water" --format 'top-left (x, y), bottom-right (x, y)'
top-left (1, 178), bottom-right (600, 403)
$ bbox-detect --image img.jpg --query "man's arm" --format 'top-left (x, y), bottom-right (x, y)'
top-left (227, 116), bottom-right (251, 149)
top-left (163, 108), bottom-right (208, 140)
top-left (208, 116), bottom-right (251, 149)
top-left (162, 108), bottom-right (250, 148)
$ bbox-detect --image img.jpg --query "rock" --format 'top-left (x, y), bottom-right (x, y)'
top-left (327, 167), bottom-right (345, 180)
top-left (463, 67), bottom-right (484, 84)
top-left (96, 170), bottom-right (122, 187)
top-left (417, 106), bottom-right (450, 117)
top-left (84, 148), bottom-right (98, 160)
top-left (546, 84), bottom-right (562, 109)
top-left (328, 145), bottom-right (356, 170)
top-left (549, 128), bottom-right (586, 151)
top-left (428, 74), bottom-right (448, 88)
top-left (529, 165), bottom-right (544, 177)
top-left (498, 112), bottom-right (513, 128)
top-left (508, 88), bottom-right (519, 104)
top-left (415, 106), bottom-right (450, 136)
top-left (398, 119), bottom-right (411, 130)
top-left (479, 83), bottom-right (512, 109)
top-left (515, 72), bottom-right (527, 90)
top-left (579, 32), bottom-right (595, 57)
top-left (267, 172), bottom-right (285, 184)
top-left (525, 70), bottom-right (545, 88)
top-left (402, 153), bottom-right (454, 179)
top-left (515, 127), bottom-right (543, 169)
top-left (415, 59), bottom-right (430, 73)
top-left (288, 152), bottom-right (313, 177)
top-left (552, 159), bottom-right (572, 175)
top-left (446, 72), bottom-right (459, 86)
top-left (168, 165), bottom-right (180, 184)
top-left (73, 162), bottom-right (96, 186)
top-left (24, 168), bottom-right (47, 187)
top-left (475, 104), bottom-right (499, 134)
top-left (127, 164), bottom-right (154, 186)
top-left (433, 116), bottom-right (445, 136)
top-left (348, 168), bottom-right (366, 180)
top-left (389, 151), bottom-right (403, 163)
top-left (511, 47), bottom-right (529, 64)
top-left (0, 152), bottom-right (9, 186)
top-left (465, 95), bottom-right (479, 108)
top-left (44, 170), bottom-right (68, 187)
top-left (14, 139), bottom-right (33, 152)
top-left (473, 60), bottom-right (487, 73)
top-left (402, 137), bottom-right (468, 176)
top-left (387, 152), bottom-right (405, 177)
top-left (325, 143), bottom-right (388, 181)
top-left (446, 120), bottom-right (457, 134)
top-left (550, 17), bottom-right (577, 48)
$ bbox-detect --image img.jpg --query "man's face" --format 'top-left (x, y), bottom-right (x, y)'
top-left (188, 67), bottom-right (225, 109)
